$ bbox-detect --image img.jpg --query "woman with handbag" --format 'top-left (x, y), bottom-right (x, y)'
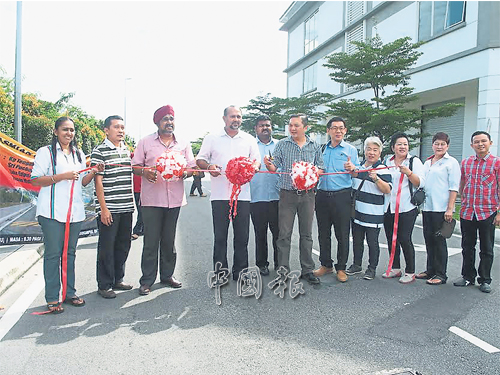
top-left (383, 132), bottom-right (425, 284)
top-left (31, 117), bottom-right (101, 314)
top-left (417, 132), bottom-right (460, 285)
top-left (346, 137), bottom-right (392, 280)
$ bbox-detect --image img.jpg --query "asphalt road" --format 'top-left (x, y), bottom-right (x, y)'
top-left (0, 181), bottom-right (498, 375)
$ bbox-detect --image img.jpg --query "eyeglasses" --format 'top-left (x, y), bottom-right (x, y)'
top-left (328, 126), bottom-right (345, 132)
top-left (162, 116), bottom-right (175, 122)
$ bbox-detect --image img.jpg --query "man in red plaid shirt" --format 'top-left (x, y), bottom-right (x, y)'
top-left (454, 131), bottom-right (500, 293)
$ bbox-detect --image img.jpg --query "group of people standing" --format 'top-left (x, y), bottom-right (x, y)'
top-left (31, 105), bottom-right (497, 313)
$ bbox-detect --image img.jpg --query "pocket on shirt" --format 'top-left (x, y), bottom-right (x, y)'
top-left (480, 174), bottom-right (495, 188)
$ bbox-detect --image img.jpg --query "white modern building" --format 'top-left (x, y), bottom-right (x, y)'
top-left (279, 1), bottom-right (500, 160)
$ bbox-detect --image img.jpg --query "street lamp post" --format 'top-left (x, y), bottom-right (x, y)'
top-left (14, 1), bottom-right (23, 143)
top-left (124, 77), bottom-right (132, 127)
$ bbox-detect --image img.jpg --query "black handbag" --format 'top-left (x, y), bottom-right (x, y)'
top-left (408, 156), bottom-right (425, 206)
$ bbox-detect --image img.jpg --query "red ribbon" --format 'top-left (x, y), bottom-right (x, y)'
top-left (385, 173), bottom-right (405, 276)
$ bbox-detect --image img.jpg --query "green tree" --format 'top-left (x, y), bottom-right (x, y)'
top-left (242, 92), bottom-right (333, 136)
top-left (323, 35), bottom-right (462, 154)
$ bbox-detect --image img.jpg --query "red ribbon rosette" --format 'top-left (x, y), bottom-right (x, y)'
top-left (291, 161), bottom-right (319, 191)
top-left (155, 150), bottom-right (187, 181)
top-left (225, 156), bottom-right (256, 219)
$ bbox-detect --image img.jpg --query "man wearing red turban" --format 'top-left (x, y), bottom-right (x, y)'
top-left (132, 105), bottom-right (196, 296)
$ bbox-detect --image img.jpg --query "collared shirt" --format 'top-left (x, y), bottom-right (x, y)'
top-left (352, 161), bottom-right (392, 228)
top-left (318, 140), bottom-right (360, 191)
top-left (272, 135), bottom-right (324, 191)
top-left (91, 138), bottom-right (134, 214)
top-left (460, 153), bottom-right (500, 221)
top-left (385, 153), bottom-right (425, 214)
top-left (197, 129), bottom-right (260, 201)
top-left (31, 144), bottom-right (87, 223)
top-left (422, 153), bottom-right (460, 212)
top-left (250, 137), bottom-right (279, 203)
top-left (132, 132), bottom-right (196, 208)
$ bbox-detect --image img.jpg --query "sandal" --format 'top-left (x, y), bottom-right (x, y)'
top-left (64, 296), bottom-right (86, 307)
top-left (47, 303), bottom-right (64, 314)
top-left (415, 271), bottom-right (430, 279)
top-left (426, 277), bottom-right (446, 285)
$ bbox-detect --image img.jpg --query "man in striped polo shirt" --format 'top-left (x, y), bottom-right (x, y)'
top-left (454, 131), bottom-right (500, 293)
top-left (91, 115), bottom-right (135, 299)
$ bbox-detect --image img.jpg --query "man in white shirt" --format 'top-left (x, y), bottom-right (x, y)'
top-left (197, 106), bottom-right (260, 280)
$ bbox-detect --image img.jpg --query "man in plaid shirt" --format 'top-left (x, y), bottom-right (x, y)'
top-left (454, 131), bottom-right (500, 293)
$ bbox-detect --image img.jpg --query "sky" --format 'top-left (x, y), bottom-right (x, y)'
top-left (0, 0), bottom-right (289, 143)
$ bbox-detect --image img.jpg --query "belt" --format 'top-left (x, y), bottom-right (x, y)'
top-left (282, 188), bottom-right (315, 196)
top-left (317, 188), bottom-right (351, 196)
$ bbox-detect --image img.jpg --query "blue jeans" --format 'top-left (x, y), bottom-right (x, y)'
top-left (38, 216), bottom-right (82, 303)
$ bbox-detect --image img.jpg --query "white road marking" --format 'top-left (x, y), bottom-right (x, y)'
top-left (449, 326), bottom-right (500, 353)
top-left (177, 306), bottom-right (190, 321)
top-left (0, 275), bottom-right (44, 342)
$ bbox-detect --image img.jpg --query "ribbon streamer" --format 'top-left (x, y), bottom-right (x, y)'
top-left (385, 173), bottom-right (405, 276)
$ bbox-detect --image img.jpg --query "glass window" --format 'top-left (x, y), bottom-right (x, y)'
top-left (446, 1), bottom-right (466, 28)
top-left (304, 12), bottom-right (318, 55)
top-left (303, 63), bottom-right (317, 93)
top-left (418, 1), bottom-right (465, 41)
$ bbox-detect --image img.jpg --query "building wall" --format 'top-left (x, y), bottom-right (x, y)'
top-left (280, 1), bottom-right (500, 158)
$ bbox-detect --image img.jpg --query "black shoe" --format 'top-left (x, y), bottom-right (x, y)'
top-left (453, 277), bottom-right (475, 287)
top-left (259, 266), bottom-right (270, 276)
top-left (479, 283), bottom-right (492, 293)
top-left (301, 273), bottom-right (320, 285)
top-left (139, 285), bottom-right (151, 295)
top-left (98, 288), bottom-right (116, 299)
top-left (113, 282), bottom-right (133, 290)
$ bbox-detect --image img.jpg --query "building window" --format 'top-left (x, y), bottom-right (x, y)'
top-left (303, 63), bottom-right (317, 93)
top-left (304, 12), bottom-right (318, 55)
top-left (418, 1), bottom-right (466, 41)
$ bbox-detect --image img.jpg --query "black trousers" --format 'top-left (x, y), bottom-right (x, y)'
top-left (383, 208), bottom-right (418, 273)
top-left (211, 200), bottom-right (250, 279)
top-left (96, 212), bottom-right (132, 290)
top-left (190, 177), bottom-right (203, 195)
top-left (460, 213), bottom-right (495, 284)
top-left (315, 189), bottom-right (352, 271)
top-left (140, 206), bottom-right (180, 287)
top-left (133, 192), bottom-right (144, 235)
top-left (352, 222), bottom-right (381, 271)
top-left (422, 211), bottom-right (448, 280)
top-left (250, 200), bottom-right (279, 269)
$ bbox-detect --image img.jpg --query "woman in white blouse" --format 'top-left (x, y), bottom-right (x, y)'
top-left (31, 117), bottom-right (100, 314)
top-left (416, 132), bottom-right (460, 285)
top-left (383, 133), bottom-right (425, 284)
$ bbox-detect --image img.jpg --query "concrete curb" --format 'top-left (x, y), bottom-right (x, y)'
top-left (0, 244), bottom-right (44, 297)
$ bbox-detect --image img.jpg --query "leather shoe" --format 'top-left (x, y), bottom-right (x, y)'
top-left (301, 273), bottom-right (320, 285)
top-left (161, 276), bottom-right (182, 288)
top-left (98, 288), bottom-right (116, 299)
top-left (259, 266), bottom-right (270, 276)
top-left (336, 270), bottom-right (348, 283)
top-left (479, 283), bottom-right (492, 293)
top-left (453, 277), bottom-right (474, 287)
top-left (139, 285), bottom-right (151, 295)
top-left (313, 265), bottom-right (333, 277)
top-left (113, 282), bottom-right (133, 290)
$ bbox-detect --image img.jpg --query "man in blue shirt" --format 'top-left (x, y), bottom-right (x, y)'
top-left (313, 117), bottom-right (359, 282)
top-left (249, 115), bottom-right (280, 276)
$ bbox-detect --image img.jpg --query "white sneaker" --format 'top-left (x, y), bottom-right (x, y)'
top-left (399, 273), bottom-right (416, 284)
top-left (382, 269), bottom-right (402, 279)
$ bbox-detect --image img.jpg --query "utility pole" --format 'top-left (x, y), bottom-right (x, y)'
top-left (14, 1), bottom-right (23, 143)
